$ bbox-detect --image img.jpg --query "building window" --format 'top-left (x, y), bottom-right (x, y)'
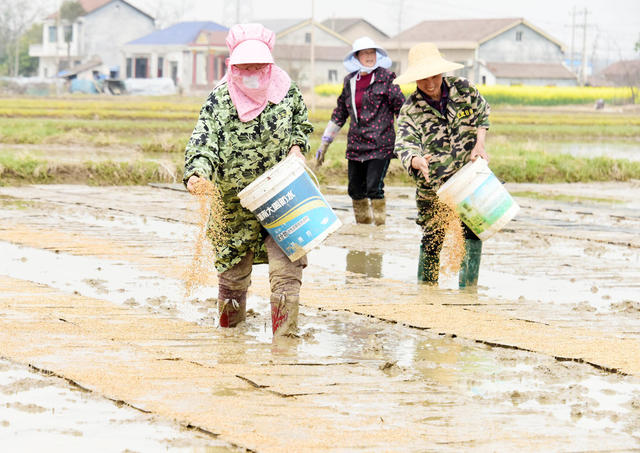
top-left (516, 31), bottom-right (523, 41)
top-left (126, 58), bottom-right (132, 78)
top-left (49, 26), bottom-right (57, 42)
top-left (157, 56), bottom-right (164, 78)
top-left (305, 32), bottom-right (311, 43)
top-left (135, 57), bottom-right (148, 78)
top-left (328, 69), bottom-right (338, 82)
top-left (64, 24), bottom-right (73, 43)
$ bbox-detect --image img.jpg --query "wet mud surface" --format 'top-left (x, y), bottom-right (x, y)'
top-left (0, 182), bottom-right (639, 451)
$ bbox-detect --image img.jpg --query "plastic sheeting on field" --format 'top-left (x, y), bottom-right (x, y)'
top-left (0, 77), bottom-right (66, 96)
top-left (124, 78), bottom-right (177, 96)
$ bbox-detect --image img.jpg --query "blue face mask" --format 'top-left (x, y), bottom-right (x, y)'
top-left (343, 49), bottom-right (392, 74)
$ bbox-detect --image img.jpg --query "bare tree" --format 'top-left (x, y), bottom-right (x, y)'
top-left (150, 0), bottom-right (197, 29)
top-left (0, 0), bottom-right (45, 76)
top-left (59, 0), bottom-right (85, 69)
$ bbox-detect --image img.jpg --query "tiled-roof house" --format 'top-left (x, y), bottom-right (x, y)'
top-left (385, 18), bottom-right (577, 86)
top-left (321, 18), bottom-right (388, 43)
top-left (259, 19), bottom-right (352, 87)
top-left (29, 0), bottom-right (155, 79)
top-left (122, 21), bottom-right (228, 91)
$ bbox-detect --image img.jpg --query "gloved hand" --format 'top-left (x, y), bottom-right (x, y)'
top-left (315, 142), bottom-right (329, 167)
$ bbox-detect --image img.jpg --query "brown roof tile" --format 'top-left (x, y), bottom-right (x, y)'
top-left (394, 18), bottom-right (521, 43)
top-left (273, 44), bottom-right (350, 61)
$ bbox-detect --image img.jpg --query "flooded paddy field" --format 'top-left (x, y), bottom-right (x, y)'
top-left (0, 181), bottom-right (639, 451)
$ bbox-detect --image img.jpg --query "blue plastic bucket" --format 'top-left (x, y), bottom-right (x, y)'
top-left (436, 158), bottom-right (519, 240)
top-left (238, 155), bottom-right (342, 261)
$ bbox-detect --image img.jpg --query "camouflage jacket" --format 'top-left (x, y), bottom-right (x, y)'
top-left (394, 77), bottom-right (490, 199)
top-left (183, 82), bottom-right (313, 272)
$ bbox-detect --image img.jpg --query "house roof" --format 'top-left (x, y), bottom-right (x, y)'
top-left (257, 18), bottom-right (351, 45)
top-left (258, 19), bottom-right (307, 34)
top-left (393, 18), bottom-right (564, 50)
top-left (190, 30), bottom-right (228, 47)
top-left (273, 44), bottom-right (351, 61)
top-left (601, 59), bottom-right (640, 77)
top-left (79, 0), bottom-right (111, 12)
top-left (48, 0), bottom-right (154, 21)
top-left (127, 21), bottom-right (227, 45)
top-left (57, 58), bottom-right (102, 78)
top-left (321, 17), bottom-right (389, 38)
top-left (486, 62), bottom-right (577, 79)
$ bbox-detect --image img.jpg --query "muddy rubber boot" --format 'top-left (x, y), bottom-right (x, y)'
top-left (417, 243), bottom-right (439, 284)
top-left (270, 293), bottom-right (299, 337)
top-left (352, 198), bottom-right (373, 224)
top-left (371, 198), bottom-right (386, 226)
top-left (217, 287), bottom-right (247, 327)
top-left (459, 239), bottom-right (482, 288)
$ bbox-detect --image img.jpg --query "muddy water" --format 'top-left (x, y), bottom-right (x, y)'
top-left (546, 142), bottom-right (640, 161)
top-left (0, 359), bottom-right (236, 451)
top-left (0, 183), bottom-right (639, 450)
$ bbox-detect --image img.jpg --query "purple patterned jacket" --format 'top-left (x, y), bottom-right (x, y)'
top-left (330, 67), bottom-right (405, 161)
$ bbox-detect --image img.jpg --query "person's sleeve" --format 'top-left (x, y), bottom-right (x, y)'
top-left (183, 100), bottom-right (220, 186)
top-left (388, 80), bottom-right (406, 116)
top-left (394, 105), bottom-right (423, 179)
top-left (330, 80), bottom-right (350, 128)
top-left (472, 85), bottom-right (491, 129)
top-left (290, 85), bottom-right (314, 154)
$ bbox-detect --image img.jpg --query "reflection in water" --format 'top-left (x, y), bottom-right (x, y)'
top-left (412, 336), bottom-right (496, 387)
top-left (346, 250), bottom-right (383, 279)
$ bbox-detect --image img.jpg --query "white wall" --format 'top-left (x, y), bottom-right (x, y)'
top-left (480, 24), bottom-right (564, 63)
top-left (81, 0), bottom-right (155, 71)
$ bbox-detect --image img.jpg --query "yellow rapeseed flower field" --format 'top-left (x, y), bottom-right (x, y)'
top-left (315, 83), bottom-right (635, 106)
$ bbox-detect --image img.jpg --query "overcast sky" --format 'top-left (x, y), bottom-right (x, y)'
top-left (132, 0), bottom-right (638, 62)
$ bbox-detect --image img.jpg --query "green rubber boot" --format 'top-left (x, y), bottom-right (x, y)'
top-left (417, 243), bottom-right (439, 284)
top-left (459, 239), bottom-right (482, 288)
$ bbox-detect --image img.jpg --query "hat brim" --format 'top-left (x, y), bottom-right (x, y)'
top-left (229, 40), bottom-right (274, 65)
top-left (344, 45), bottom-right (387, 62)
top-left (394, 60), bottom-right (463, 85)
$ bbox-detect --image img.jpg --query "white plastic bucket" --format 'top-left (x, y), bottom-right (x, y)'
top-left (436, 158), bottom-right (519, 241)
top-left (238, 155), bottom-right (342, 261)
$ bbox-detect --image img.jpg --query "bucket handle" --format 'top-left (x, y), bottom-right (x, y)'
top-left (302, 161), bottom-right (321, 188)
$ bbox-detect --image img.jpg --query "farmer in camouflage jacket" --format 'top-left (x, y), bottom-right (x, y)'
top-left (183, 24), bottom-right (313, 336)
top-left (315, 37), bottom-right (405, 226)
top-left (393, 43), bottom-right (491, 287)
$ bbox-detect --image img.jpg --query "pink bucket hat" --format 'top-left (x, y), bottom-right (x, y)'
top-left (227, 23), bottom-right (275, 65)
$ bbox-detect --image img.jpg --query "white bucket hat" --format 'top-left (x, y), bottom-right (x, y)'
top-left (344, 36), bottom-right (388, 62)
top-left (394, 42), bottom-right (463, 85)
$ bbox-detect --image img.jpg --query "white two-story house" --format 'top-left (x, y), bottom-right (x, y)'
top-left (29, 0), bottom-right (155, 79)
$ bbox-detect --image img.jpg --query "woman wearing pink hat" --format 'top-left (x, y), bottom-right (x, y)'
top-left (183, 24), bottom-right (313, 337)
top-left (315, 37), bottom-right (405, 226)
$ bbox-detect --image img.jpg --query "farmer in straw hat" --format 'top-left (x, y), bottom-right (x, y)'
top-left (315, 37), bottom-right (405, 226)
top-left (393, 43), bottom-right (491, 287)
top-left (183, 23), bottom-right (313, 336)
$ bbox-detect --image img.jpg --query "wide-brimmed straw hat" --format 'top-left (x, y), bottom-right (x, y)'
top-left (394, 42), bottom-right (463, 84)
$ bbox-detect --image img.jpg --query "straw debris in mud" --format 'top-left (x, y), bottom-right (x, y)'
top-left (184, 178), bottom-right (228, 296)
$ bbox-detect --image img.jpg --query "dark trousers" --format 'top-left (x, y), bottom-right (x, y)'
top-left (347, 159), bottom-right (390, 200)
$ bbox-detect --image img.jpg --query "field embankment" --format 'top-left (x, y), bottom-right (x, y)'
top-left (0, 95), bottom-right (639, 186)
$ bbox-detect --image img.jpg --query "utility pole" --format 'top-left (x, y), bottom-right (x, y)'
top-left (580, 7), bottom-right (588, 86)
top-left (570, 6), bottom-right (576, 73)
top-left (310, 0), bottom-right (315, 113)
top-left (396, 0), bottom-right (404, 74)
